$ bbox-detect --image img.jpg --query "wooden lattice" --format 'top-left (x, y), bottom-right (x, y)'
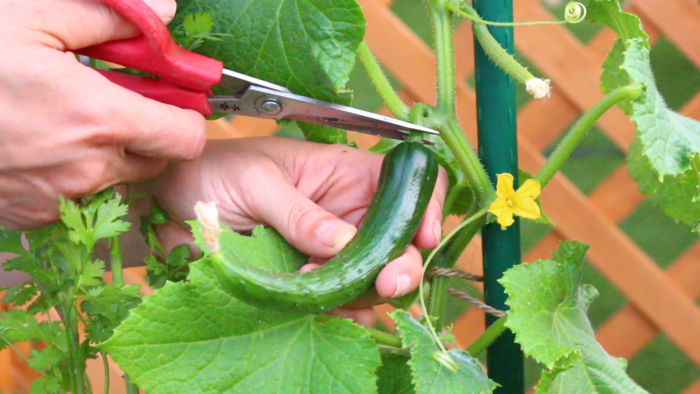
top-left (3, 0), bottom-right (700, 392)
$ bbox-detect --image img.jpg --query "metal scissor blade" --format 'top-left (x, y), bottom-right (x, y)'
top-left (209, 85), bottom-right (439, 141)
top-left (217, 69), bottom-right (291, 96)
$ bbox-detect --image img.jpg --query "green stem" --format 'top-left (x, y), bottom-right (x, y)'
top-left (472, 22), bottom-right (534, 85)
top-left (67, 307), bottom-right (86, 394)
top-left (0, 335), bottom-right (50, 378)
top-left (426, 276), bottom-right (450, 332)
top-left (110, 236), bottom-right (124, 287)
top-left (430, 2), bottom-right (457, 113)
top-left (419, 208), bottom-right (489, 359)
top-left (439, 119), bottom-right (496, 202)
top-left (446, 1), bottom-right (586, 26)
top-left (534, 85), bottom-right (642, 187)
top-left (101, 351), bottom-right (110, 394)
top-left (317, 314), bottom-right (403, 348)
top-left (466, 314), bottom-right (508, 357)
top-left (357, 41), bottom-right (410, 121)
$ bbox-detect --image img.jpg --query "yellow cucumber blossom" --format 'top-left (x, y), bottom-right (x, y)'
top-left (488, 173), bottom-right (542, 229)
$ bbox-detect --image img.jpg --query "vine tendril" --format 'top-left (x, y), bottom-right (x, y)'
top-left (446, 0), bottom-right (587, 26)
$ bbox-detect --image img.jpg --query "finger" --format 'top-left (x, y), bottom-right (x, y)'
top-left (375, 245), bottom-right (424, 299)
top-left (119, 153), bottom-right (168, 184)
top-left (74, 62), bottom-right (207, 161)
top-left (412, 166), bottom-right (449, 249)
top-left (299, 262), bottom-right (322, 273)
top-left (21, 0), bottom-right (177, 50)
top-left (327, 308), bottom-right (377, 327)
top-left (247, 170), bottom-right (358, 259)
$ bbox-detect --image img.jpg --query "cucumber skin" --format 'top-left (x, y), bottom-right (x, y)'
top-left (211, 142), bottom-right (439, 314)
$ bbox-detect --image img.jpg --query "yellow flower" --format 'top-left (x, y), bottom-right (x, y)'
top-left (488, 173), bottom-right (542, 229)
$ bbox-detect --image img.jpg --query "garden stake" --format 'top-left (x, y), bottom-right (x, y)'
top-left (473, 0), bottom-right (525, 392)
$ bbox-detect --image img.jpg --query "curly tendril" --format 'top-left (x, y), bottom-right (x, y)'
top-left (564, 2), bottom-right (587, 24)
top-left (446, 0), bottom-right (588, 27)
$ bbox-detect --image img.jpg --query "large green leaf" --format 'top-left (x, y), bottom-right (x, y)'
top-left (500, 241), bottom-right (647, 394)
top-left (391, 310), bottom-right (497, 394)
top-left (623, 39), bottom-right (700, 227)
top-left (589, 1), bottom-right (700, 227)
top-left (103, 225), bottom-right (381, 394)
top-left (174, 0), bottom-right (366, 144)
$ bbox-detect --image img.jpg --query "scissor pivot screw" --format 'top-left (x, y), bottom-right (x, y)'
top-left (261, 100), bottom-right (283, 116)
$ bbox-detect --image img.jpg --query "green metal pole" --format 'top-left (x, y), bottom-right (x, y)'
top-left (472, 0), bottom-right (525, 392)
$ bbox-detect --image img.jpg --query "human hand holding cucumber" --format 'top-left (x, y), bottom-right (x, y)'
top-left (147, 137), bottom-right (448, 326)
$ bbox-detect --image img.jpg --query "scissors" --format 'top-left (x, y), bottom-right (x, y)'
top-left (76, 0), bottom-right (438, 142)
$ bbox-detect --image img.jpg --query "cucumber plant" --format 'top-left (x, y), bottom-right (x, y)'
top-left (1, 0), bottom-right (698, 393)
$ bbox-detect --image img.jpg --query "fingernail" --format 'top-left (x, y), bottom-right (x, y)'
top-left (433, 219), bottom-right (442, 244)
top-left (315, 221), bottom-right (357, 252)
top-left (144, 0), bottom-right (176, 18)
top-left (392, 274), bottom-right (412, 298)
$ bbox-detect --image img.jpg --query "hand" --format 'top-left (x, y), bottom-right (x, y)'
top-left (0, 0), bottom-right (206, 230)
top-left (149, 137), bottom-right (448, 326)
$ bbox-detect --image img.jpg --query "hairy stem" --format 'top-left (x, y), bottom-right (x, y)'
top-left (466, 314), bottom-right (508, 357)
top-left (439, 119), bottom-right (496, 201)
top-left (110, 236), bottom-right (124, 287)
top-left (430, 2), bottom-right (457, 113)
top-left (357, 41), bottom-right (410, 120)
top-left (534, 85), bottom-right (642, 187)
top-left (472, 22), bottom-right (534, 85)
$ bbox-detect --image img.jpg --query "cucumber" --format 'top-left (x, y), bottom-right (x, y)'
top-left (210, 142), bottom-right (439, 314)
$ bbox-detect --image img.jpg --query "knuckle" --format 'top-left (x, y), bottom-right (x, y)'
top-left (285, 198), bottom-right (324, 234)
top-left (59, 162), bottom-right (112, 199)
top-left (178, 116), bottom-right (207, 161)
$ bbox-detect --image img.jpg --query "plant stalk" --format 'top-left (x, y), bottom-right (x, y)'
top-left (125, 374), bottom-right (139, 394)
top-left (430, 2), bottom-right (457, 113)
top-left (67, 307), bottom-right (86, 394)
top-left (101, 351), bottom-right (110, 394)
top-left (426, 276), bottom-right (450, 331)
top-left (534, 85), bottom-right (642, 187)
top-left (472, 23), bottom-right (534, 85)
top-left (357, 41), bottom-right (410, 121)
top-left (110, 236), bottom-right (124, 287)
top-left (466, 314), bottom-right (508, 357)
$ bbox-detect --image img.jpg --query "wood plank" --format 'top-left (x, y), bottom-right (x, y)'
top-left (683, 378), bottom-right (700, 394)
top-left (633, 0), bottom-right (700, 68)
top-left (227, 116), bottom-right (279, 138)
top-left (0, 347), bottom-right (17, 393)
top-left (587, 165), bottom-right (646, 223)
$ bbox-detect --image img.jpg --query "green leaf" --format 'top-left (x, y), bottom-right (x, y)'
top-left (2, 282), bottom-right (38, 307)
top-left (600, 39), bottom-right (633, 115)
top-left (59, 191), bottom-right (130, 249)
top-left (29, 377), bottom-right (62, 394)
top-left (0, 227), bottom-right (28, 256)
top-left (183, 12), bottom-right (214, 37)
top-left (586, 0), bottom-right (649, 46)
top-left (103, 225), bottom-right (381, 394)
top-left (82, 284), bottom-right (142, 343)
top-left (174, 0), bottom-right (366, 145)
top-left (391, 310), bottom-right (497, 394)
top-left (297, 120), bottom-right (350, 145)
top-left (377, 354), bottom-right (415, 394)
top-left (620, 39), bottom-right (700, 228)
top-left (0, 310), bottom-right (65, 350)
top-left (27, 346), bottom-right (66, 371)
top-left (78, 259), bottom-right (105, 288)
top-left (500, 241), bottom-right (647, 393)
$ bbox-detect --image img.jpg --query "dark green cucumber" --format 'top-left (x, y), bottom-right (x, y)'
top-left (210, 142), bottom-right (439, 314)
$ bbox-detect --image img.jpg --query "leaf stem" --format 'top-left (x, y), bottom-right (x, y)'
top-left (426, 275), bottom-right (450, 332)
top-left (366, 326), bottom-right (403, 348)
top-left (446, 1), bottom-right (586, 26)
top-left (534, 85), bottom-right (642, 187)
top-left (466, 314), bottom-right (508, 357)
top-left (357, 41), bottom-right (410, 120)
top-left (101, 351), bottom-right (110, 394)
top-left (67, 307), bottom-right (86, 394)
top-left (125, 374), bottom-right (139, 394)
top-left (110, 236), bottom-right (124, 287)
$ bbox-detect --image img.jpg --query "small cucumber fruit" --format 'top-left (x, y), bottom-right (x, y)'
top-left (210, 142), bottom-right (438, 314)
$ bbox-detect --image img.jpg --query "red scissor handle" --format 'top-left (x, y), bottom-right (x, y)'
top-left (76, 0), bottom-right (223, 115)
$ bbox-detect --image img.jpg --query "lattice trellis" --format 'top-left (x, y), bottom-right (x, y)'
top-left (3, 0), bottom-right (700, 392)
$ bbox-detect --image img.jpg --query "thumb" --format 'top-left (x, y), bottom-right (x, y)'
top-left (23, 0), bottom-right (177, 50)
top-left (250, 174), bottom-right (357, 259)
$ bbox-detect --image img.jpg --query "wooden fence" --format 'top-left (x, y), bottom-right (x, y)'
top-left (3, 0), bottom-right (700, 392)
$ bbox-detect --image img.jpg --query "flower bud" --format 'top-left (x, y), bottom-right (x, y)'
top-left (526, 78), bottom-right (552, 99)
top-left (195, 201), bottom-right (222, 253)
